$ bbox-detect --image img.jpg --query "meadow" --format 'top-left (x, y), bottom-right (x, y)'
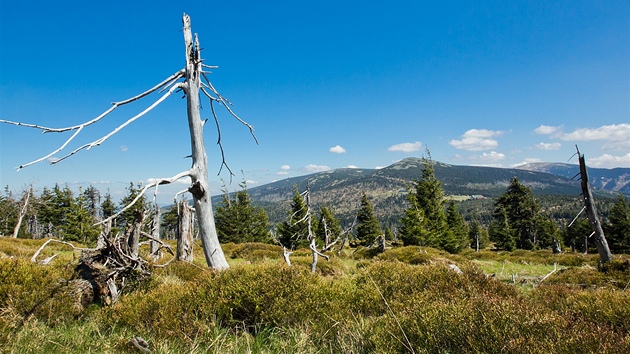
top-left (1, 238), bottom-right (629, 353)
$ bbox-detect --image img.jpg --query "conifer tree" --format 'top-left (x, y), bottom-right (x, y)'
top-left (399, 151), bottom-right (447, 248)
top-left (490, 177), bottom-right (553, 250)
top-left (563, 219), bottom-right (592, 253)
top-left (101, 192), bottom-right (117, 220)
top-left (215, 181), bottom-right (271, 244)
top-left (161, 206), bottom-right (180, 240)
top-left (119, 182), bottom-right (149, 257)
top-left (316, 205), bottom-right (342, 246)
top-left (468, 219), bottom-right (490, 251)
top-left (0, 187), bottom-right (17, 236)
top-left (489, 206), bottom-right (516, 251)
top-left (118, 182), bottom-right (148, 227)
top-left (605, 194), bottom-right (630, 253)
top-left (277, 187), bottom-right (311, 249)
top-left (355, 193), bottom-right (382, 246)
top-left (66, 188), bottom-right (101, 244)
top-left (444, 200), bottom-right (469, 253)
top-left (384, 226), bottom-right (396, 242)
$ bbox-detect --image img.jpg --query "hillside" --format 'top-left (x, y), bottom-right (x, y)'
top-left (233, 158), bottom-right (603, 225)
top-left (515, 162), bottom-right (630, 195)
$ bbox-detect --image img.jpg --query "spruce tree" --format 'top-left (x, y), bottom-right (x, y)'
top-left (160, 206), bottom-right (179, 240)
top-left (355, 193), bottom-right (382, 246)
top-left (399, 152), bottom-right (447, 248)
top-left (215, 182), bottom-right (271, 244)
top-left (65, 188), bottom-right (100, 244)
top-left (444, 200), bottom-right (469, 253)
top-left (118, 182), bottom-right (148, 227)
top-left (468, 219), bottom-right (490, 251)
top-left (277, 187), bottom-right (311, 249)
top-left (490, 177), bottom-right (552, 250)
top-left (489, 206), bottom-right (516, 251)
top-left (0, 187), bottom-right (17, 236)
top-left (101, 192), bottom-right (117, 220)
top-left (605, 194), bottom-right (630, 253)
top-left (316, 205), bottom-right (341, 246)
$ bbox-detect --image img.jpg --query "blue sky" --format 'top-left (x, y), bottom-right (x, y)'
top-left (1, 1), bottom-right (628, 203)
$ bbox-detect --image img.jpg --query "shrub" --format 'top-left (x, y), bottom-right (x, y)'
top-left (228, 242), bottom-right (283, 261)
top-left (0, 258), bottom-right (84, 346)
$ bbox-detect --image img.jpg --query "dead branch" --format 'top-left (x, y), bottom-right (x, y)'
top-left (31, 238), bottom-right (97, 263)
top-left (98, 170), bottom-right (191, 226)
top-left (539, 263), bottom-right (558, 284)
top-left (53, 83), bottom-right (184, 165)
top-left (1, 71), bottom-right (185, 170)
top-left (140, 231), bottom-right (175, 256)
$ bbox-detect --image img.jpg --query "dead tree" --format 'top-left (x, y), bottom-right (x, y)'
top-left (575, 146), bottom-right (612, 263)
top-left (176, 200), bottom-right (194, 262)
top-left (12, 186), bottom-right (31, 238)
top-left (0, 14), bottom-right (256, 269)
top-left (303, 186), bottom-right (330, 273)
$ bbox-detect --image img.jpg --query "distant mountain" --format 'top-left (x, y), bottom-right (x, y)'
top-left (515, 162), bottom-right (630, 195)
top-left (229, 158), bottom-right (601, 225)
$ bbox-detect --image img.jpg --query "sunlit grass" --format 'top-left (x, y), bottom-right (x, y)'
top-left (2, 238), bottom-right (630, 353)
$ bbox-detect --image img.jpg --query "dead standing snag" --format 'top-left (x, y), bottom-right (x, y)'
top-left (1, 14), bottom-right (257, 270)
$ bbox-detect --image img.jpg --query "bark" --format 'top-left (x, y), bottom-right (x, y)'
top-left (577, 148), bottom-right (612, 262)
top-left (176, 200), bottom-right (194, 262)
top-left (182, 14), bottom-right (229, 269)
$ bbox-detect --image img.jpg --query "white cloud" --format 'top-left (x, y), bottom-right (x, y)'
top-left (388, 141), bottom-right (422, 153)
top-left (277, 165), bottom-right (291, 175)
top-left (587, 153), bottom-right (630, 168)
top-left (329, 145), bottom-right (347, 154)
top-left (246, 179), bottom-right (258, 185)
top-left (470, 151), bottom-right (506, 163)
top-left (469, 151), bottom-right (505, 167)
top-left (375, 166), bottom-right (386, 169)
top-left (449, 129), bottom-right (503, 151)
top-left (120, 145), bottom-right (128, 152)
top-left (559, 124), bottom-right (630, 142)
top-left (534, 125), bottom-right (561, 135)
top-left (303, 164), bottom-right (331, 173)
top-left (534, 142), bottom-right (561, 150)
top-left (347, 165), bottom-right (358, 169)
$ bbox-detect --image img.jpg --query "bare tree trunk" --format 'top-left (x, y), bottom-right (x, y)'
top-left (12, 188), bottom-right (31, 238)
top-left (176, 200), bottom-right (194, 262)
top-left (475, 233), bottom-right (480, 252)
top-left (150, 204), bottom-right (161, 259)
top-left (577, 147), bottom-right (612, 263)
top-left (182, 14), bottom-right (229, 269)
top-left (97, 220), bottom-right (110, 249)
top-left (127, 210), bottom-right (145, 259)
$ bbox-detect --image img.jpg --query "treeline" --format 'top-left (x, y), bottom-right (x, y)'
top-left (2, 156), bottom-right (629, 255)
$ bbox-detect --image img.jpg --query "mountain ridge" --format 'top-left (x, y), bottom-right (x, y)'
top-left (515, 162), bottom-right (630, 195)
top-left (221, 157), bottom-right (627, 225)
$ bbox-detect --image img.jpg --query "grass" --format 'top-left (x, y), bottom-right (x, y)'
top-left (2, 238), bottom-right (630, 353)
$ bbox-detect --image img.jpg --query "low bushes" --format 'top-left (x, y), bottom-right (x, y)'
top-left (3, 239), bottom-right (630, 353)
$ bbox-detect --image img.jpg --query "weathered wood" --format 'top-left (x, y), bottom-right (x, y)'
top-left (182, 14), bottom-right (229, 269)
top-left (149, 203), bottom-right (161, 259)
top-left (176, 200), bottom-right (194, 262)
top-left (12, 188), bottom-right (30, 238)
top-left (577, 147), bottom-right (612, 262)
